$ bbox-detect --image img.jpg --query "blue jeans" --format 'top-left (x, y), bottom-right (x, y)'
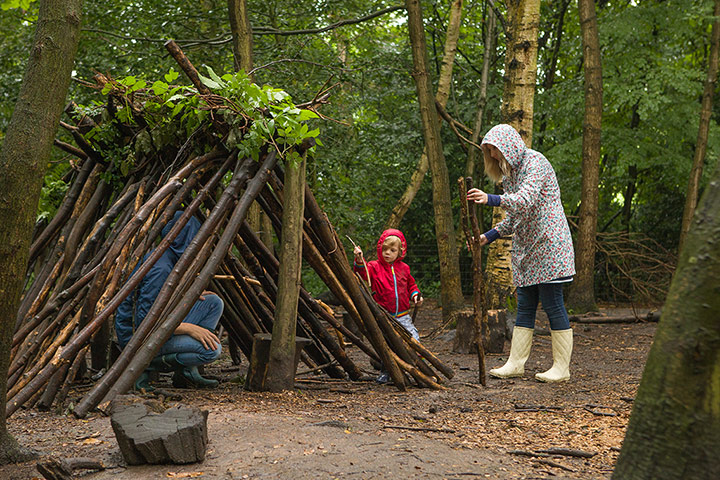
top-left (160, 294), bottom-right (224, 366)
top-left (515, 283), bottom-right (570, 331)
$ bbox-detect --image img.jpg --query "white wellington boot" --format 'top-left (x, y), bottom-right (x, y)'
top-left (535, 329), bottom-right (573, 382)
top-left (489, 326), bottom-right (534, 378)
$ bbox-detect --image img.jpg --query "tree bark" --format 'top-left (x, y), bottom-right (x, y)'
top-left (0, 0), bottom-right (83, 463)
top-left (405, 0), bottom-right (464, 320)
top-left (486, 0), bottom-right (541, 310)
top-left (678, 0), bottom-right (720, 253)
top-left (0, 0), bottom-right (82, 464)
top-left (266, 154), bottom-right (307, 391)
top-left (385, 0), bottom-right (464, 229)
top-left (465, 5), bottom-right (496, 180)
top-left (567, 0), bottom-right (603, 313)
top-left (612, 163), bottom-right (720, 479)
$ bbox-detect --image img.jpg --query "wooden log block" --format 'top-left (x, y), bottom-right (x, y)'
top-left (246, 333), bottom-right (312, 392)
top-left (109, 395), bottom-right (208, 465)
top-left (36, 457), bottom-right (105, 480)
top-left (453, 309), bottom-right (506, 354)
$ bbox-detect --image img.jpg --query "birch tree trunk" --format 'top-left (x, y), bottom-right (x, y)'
top-left (0, 0), bottom-right (83, 463)
top-left (678, 0), bottom-right (720, 253)
top-left (486, 0), bottom-right (541, 309)
top-left (567, 0), bottom-right (603, 313)
top-left (612, 161), bottom-right (720, 479)
top-left (405, 0), bottom-right (464, 320)
top-left (385, 0), bottom-right (464, 230)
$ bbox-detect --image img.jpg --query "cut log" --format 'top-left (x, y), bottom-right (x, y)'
top-left (36, 456), bottom-right (105, 480)
top-left (110, 396), bottom-right (208, 465)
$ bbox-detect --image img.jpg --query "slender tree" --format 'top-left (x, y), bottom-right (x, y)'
top-left (0, 0), bottom-right (83, 463)
top-left (485, 0), bottom-right (541, 310)
top-left (385, 0), bottom-right (465, 230)
top-left (679, 0), bottom-right (720, 252)
top-left (612, 163), bottom-right (720, 479)
top-left (266, 154), bottom-right (306, 391)
top-left (567, 0), bottom-right (603, 312)
top-left (405, 0), bottom-right (464, 320)
top-left (465, 4), bottom-right (497, 180)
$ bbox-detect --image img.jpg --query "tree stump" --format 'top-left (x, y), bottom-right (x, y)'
top-left (36, 457), bottom-right (105, 480)
top-left (453, 309), bottom-right (507, 354)
top-left (109, 395), bottom-right (208, 465)
top-left (245, 333), bottom-right (311, 391)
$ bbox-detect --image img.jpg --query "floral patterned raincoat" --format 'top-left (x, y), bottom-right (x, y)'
top-left (482, 124), bottom-right (575, 287)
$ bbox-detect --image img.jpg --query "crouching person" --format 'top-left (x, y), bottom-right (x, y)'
top-left (115, 211), bottom-right (223, 390)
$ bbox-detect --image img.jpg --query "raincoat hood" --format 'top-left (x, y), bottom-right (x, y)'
top-left (162, 211), bottom-right (202, 262)
top-left (481, 124), bottom-right (527, 170)
top-left (376, 228), bottom-right (407, 264)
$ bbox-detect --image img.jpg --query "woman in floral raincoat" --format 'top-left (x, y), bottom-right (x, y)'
top-left (467, 124), bottom-right (575, 382)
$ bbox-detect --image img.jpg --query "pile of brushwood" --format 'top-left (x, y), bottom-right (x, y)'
top-left (7, 47), bottom-right (452, 420)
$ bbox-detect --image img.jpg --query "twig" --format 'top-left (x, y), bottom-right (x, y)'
top-left (382, 424), bottom-right (455, 433)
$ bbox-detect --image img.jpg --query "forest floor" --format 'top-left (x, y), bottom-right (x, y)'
top-left (2, 300), bottom-right (660, 480)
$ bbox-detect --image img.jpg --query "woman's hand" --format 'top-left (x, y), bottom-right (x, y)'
top-left (175, 322), bottom-right (220, 351)
top-left (467, 188), bottom-right (488, 204)
top-left (477, 234), bottom-right (488, 246)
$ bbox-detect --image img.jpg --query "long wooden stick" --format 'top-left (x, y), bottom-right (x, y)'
top-left (458, 176), bottom-right (486, 386)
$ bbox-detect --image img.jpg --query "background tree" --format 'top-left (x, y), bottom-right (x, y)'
top-left (405, 0), bottom-right (463, 320)
top-left (485, 0), bottom-right (541, 310)
top-left (679, 0), bottom-right (720, 252)
top-left (567, 0), bottom-right (603, 313)
top-left (385, 0), bottom-right (464, 230)
top-left (612, 162), bottom-right (720, 479)
top-left (0, 0), bottom-right (83, 463)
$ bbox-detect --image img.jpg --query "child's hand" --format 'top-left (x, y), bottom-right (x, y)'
top-left (478, 234), bottom-right (488, 246)
top-left (353, 245), bottom-right (364, 260)
top-left (413, 294), bottom-right (424, 307)
top-left (467, 188), bottom-right (488, 204)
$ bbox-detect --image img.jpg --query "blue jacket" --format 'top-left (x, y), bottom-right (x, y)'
top-left (114, 212), bottom-right (201, 348)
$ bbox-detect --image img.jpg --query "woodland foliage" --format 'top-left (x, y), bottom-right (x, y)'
top-left (1, 0), bottom-right (718, 302)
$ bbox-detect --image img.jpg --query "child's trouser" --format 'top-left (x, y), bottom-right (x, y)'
top-left (396, 313), bottom-right (419, 340)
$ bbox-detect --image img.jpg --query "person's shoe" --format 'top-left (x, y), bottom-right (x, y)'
top-left (172, 366), bottom-right (219, 388)
top-left (375, 372), bottom-right (390, 384)
top-left (134, 371), bottom-right (155, 392)
top-left (489, 326), bottom-right (534, 378)
top-left (149, 353), bottom-right (183, 373)
top-left (535, 329), bottom-right (573, 383)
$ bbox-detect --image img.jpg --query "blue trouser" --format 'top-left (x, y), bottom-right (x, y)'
top-left (515, 283), bottom-right (571, 331)
top-left (159, 294), bottom-right (224, 367)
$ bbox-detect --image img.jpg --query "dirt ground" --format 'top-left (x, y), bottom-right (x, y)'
top-left (2, 301), bottom-right (659, 480)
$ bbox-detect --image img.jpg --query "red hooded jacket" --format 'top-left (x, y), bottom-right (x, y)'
top-left (354, 229), bottom-right (420, 317)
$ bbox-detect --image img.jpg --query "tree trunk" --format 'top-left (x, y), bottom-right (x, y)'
top-left (228, 0), bottom-right (254, 77)
top-left (0, 0), bottom-right (83, 464)
top-left (486, 0), bottom-right (541, 310)
top-left (612, 162), bottom-right (720, 479)
top-left (405, 0), bottom-right (464, 320)
top-left (678, 0), bottom-right (720, 253)
top-left (465, 4), bottom-right (496, 180)
top-left (266, 155), bottom-right (306, 391)
top-left (385, 0), bottom-right (464, 229)
top-left (567, 0), bottom-right (603, 313)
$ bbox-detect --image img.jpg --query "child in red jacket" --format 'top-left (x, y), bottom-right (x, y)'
top-left (353, 229), bottom-right (424, 340)
top-left (353, 229), bottom-right (423, 383)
